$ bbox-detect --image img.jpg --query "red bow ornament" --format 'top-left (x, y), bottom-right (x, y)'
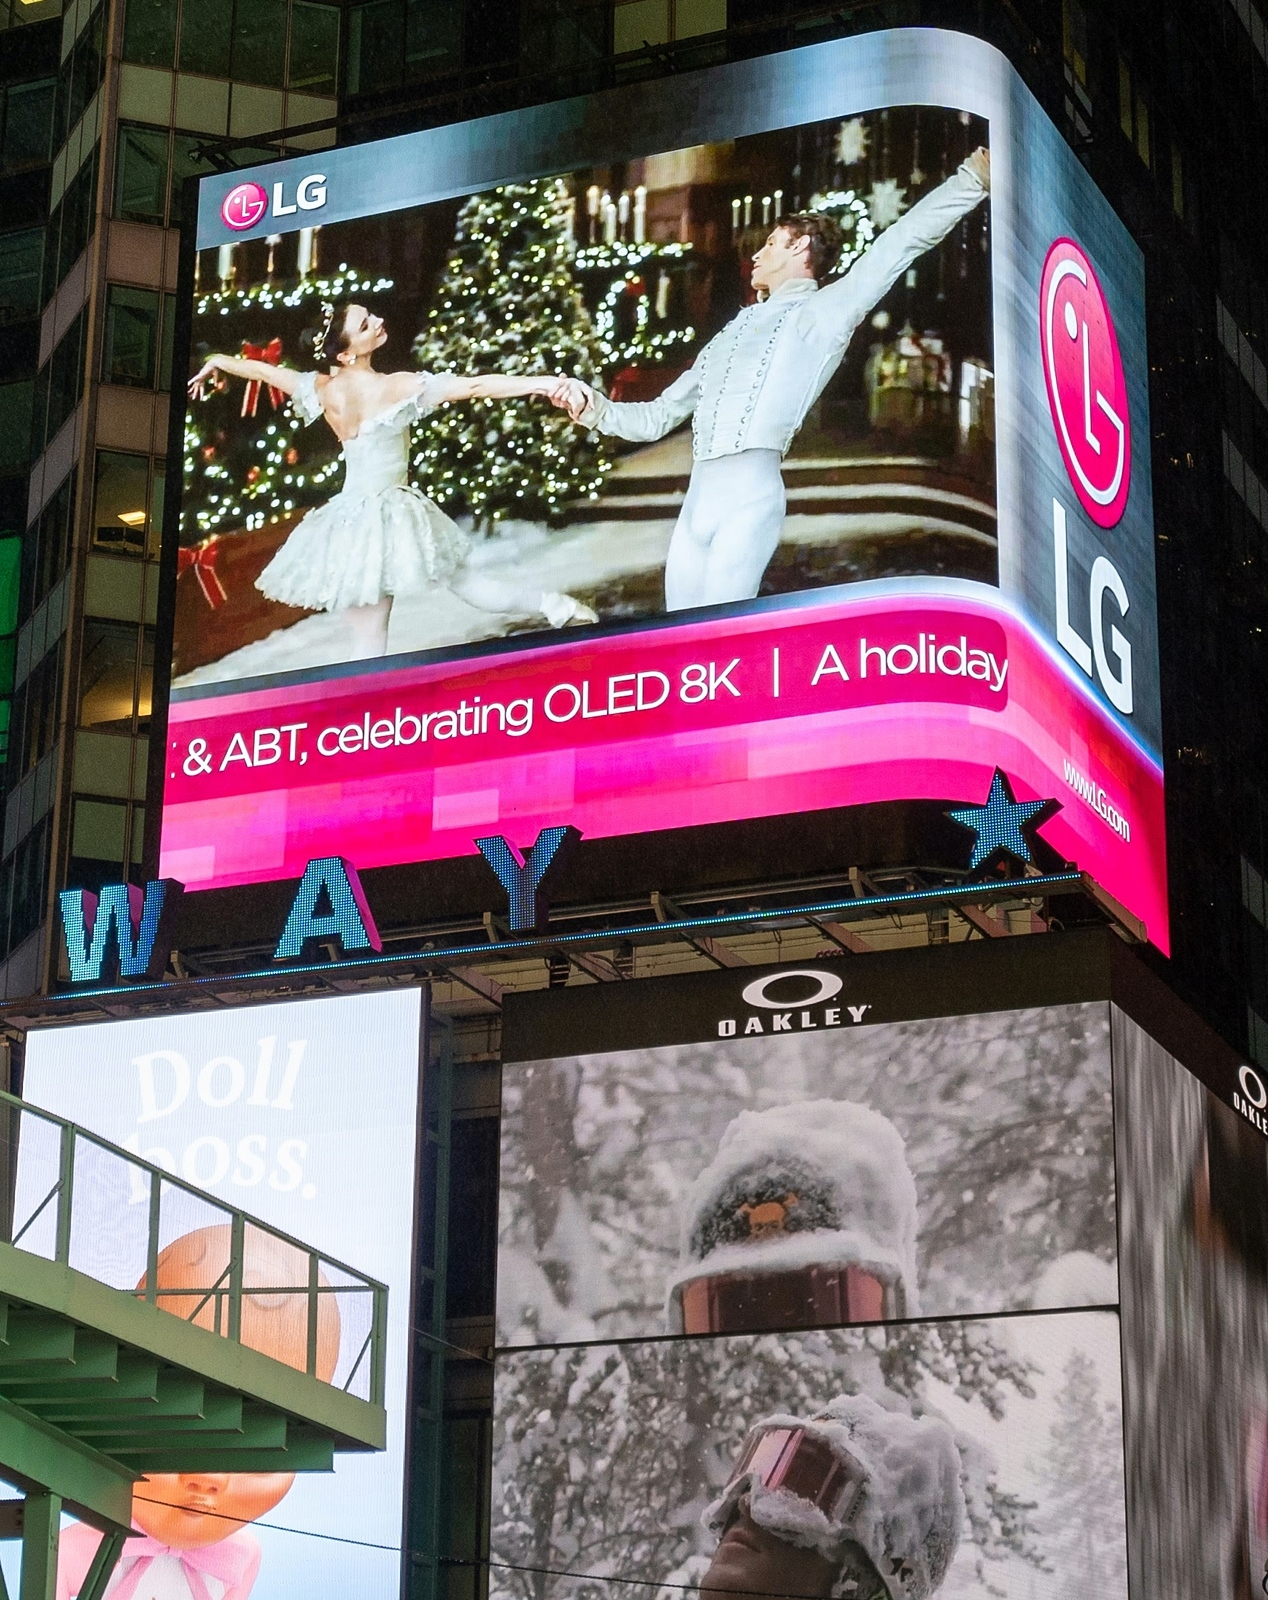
top-left (178, 538), bottom-right (228, 609)
top-left (240, 339), bottom-right (284, 417)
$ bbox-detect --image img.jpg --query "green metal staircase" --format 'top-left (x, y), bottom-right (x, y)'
top-left (0, 1090), bottom-right (388, 1600)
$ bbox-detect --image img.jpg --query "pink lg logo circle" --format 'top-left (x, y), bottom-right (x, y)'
top-left (220, 181), bottom-right (269, 232)
top-left (1040, 238), bottom-right (1131, 528)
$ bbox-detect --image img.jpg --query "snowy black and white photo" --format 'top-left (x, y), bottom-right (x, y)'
top-left (1115, 1009), bottom-right (1268, 1598)
top-left (491, 1309), bottom-right (1128, 1600)
top-left (497, 1002), bottom-right (1117, 1347)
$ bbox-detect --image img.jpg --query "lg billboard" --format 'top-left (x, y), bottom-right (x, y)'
top-left (161, 29), bottom-right (1166, 948)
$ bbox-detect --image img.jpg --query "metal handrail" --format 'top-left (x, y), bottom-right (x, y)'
top-left (0, 1087), bottom-right (387, 1407)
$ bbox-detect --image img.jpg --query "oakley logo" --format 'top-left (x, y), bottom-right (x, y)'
top-left (1040, 238), bottom-right (1131, 529)
top-left (1234, 1064), bottom-right (1268, 1138)
top-left (741, 969), bottom-right (844, 1009)
top-left (718, 969), bottom-right (869, 1038)
top-left (220, 182), bottom-right (269, 231)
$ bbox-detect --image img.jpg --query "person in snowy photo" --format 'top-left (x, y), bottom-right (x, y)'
top-left (700, 1394), bottom-right (963, 1600)
top-left (666, 1100), bottom-right (919, 1336)
top-left (550, 149), bottom-right (990, 611)
top-left (187, 301), bottom-right (598, 659)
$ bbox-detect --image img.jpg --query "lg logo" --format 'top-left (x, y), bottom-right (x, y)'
top-left (1041, 238), bottom-right (1131, 528)
top-left (1040, 238), bottom-right (1135, 718)
top-left (220, 174), bottom-right (328, 233)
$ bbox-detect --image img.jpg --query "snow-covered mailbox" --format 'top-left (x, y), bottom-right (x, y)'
top-left (493, 927), bottom-right (1264, 1600)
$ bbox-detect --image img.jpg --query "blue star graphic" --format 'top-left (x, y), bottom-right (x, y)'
top-left (947, 769), bottom-right (1058, 869)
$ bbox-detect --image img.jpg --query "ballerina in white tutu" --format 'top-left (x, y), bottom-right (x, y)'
top-left (187, 301), bottom-right (596, 657)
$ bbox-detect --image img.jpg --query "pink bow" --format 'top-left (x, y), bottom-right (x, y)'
top-left (110, 1534), bottom-right (254, 1600)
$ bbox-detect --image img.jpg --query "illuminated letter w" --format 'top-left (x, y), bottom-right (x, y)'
top-left (59, 880), bottom-right (185, 984)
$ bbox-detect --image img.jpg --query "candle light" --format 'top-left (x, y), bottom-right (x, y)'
top-left (265, 233), bottom-right (281, 277)
top-left (617, 191), bottom-right (630, 240)
top-left (774, 188), bottom-right (783, 218)
top-left (296, 226), bottom-right (318, 277)
top-left (655, 270), bottom-right (670, 319)
top-left (762, 196), bottom-right (771, 225)
top-left (743, 194), bottom-right (753, 226)
top-left (633, 185), bottom-right (647, 244)
top-left (603, 193), bottom-right (616, 243)
top-left (587, 184), bottom-right (600, 243)
top-left (731, 197), bottom-right (741, 236)
top-left (216, 243), bottom-right (236, 287)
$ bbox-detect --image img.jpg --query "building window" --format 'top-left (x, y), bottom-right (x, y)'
top-left (0, 379), bottom-right (33, 473)
top-left (121, 0), bottom-right (178, 69)
top-left (0, 78), bottom-right (55, 173)
top-left (114, 123), bottom-right (170, 225)
top-left (42, 146), bottom-right (100, 305)
top-left (120, 0), bottom-right (340, 94)
top-left (290, 0), bottom-right (341, 93)
top-left (78, 620), bottom-right (152, 730)
top-left (55, 2), bottom-right (106, 146)
top-left (93, 450), bottom-right (165, 557)
top-left (1171, 140), bottom-right (1186, 220)
top-left (71, 797), bottom-right (129, 865)
top-left (0, 533), bottom-right (19, 761)
top-left (613, 0), bottom-right (725, 51)
top-left (1118, 56), bottom-right (1150, 167)
top-left (114, 124), bottom-right (239, 230)
top-left (21, 474), bottom-right (76, 625)
top-left (1063, 0), bottom-right (1088, 88)
top-left (31, 307), bottom-right (88, 457)
top-left (0, 228), bottom-right (44, 324)
top-left (101, 285), bottom-right (178, 389)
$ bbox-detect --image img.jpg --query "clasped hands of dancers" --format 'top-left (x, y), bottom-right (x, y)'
top-left (189, 148), bottom-right (988, 651)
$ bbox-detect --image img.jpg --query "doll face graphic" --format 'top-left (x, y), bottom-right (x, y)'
top-left (131, 1224), bottom-right (342, 1546)
top-left (139, 1223), bottom-right (341, 1379)
top-left (132, 1473), bottom-right (294, 1550)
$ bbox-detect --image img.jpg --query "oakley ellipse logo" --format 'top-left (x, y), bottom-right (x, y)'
top-left (740, 969), bottom-right (844, 1009)
top-left (220, 182), bottom-right (269, 232)
top-left (1040, 239), bottom-right (1131, 528)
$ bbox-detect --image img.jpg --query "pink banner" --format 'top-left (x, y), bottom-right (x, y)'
top-left (161, 586), bottom-right (1168, 950)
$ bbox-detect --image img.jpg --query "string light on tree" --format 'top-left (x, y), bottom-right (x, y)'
top-left (412, 179), bottom-right (611, 527)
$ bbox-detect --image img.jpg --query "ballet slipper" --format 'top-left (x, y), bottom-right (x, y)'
top-left (541, 592), bottom-right (598, 627)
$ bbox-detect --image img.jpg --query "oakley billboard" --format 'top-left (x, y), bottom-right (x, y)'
top-left (493, 936), bottom-right (1268, 1600)
top-left (162, 28), bottom-right (1166, 948)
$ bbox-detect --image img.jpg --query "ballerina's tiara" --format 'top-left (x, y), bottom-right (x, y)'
top-left (312, 300), bottom-right (336, 361)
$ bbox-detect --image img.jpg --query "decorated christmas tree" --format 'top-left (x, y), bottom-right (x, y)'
top-left (412, 179), bottom-right (610, 527)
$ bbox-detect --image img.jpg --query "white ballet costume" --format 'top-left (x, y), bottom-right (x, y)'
top-left (256, 372), bottom-right (592, 627)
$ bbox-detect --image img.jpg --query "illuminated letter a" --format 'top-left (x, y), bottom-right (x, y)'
top-left (274, 856), bottom-right (381, 961)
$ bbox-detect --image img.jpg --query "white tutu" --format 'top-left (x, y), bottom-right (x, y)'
top-left (257, 371), bottom-right (471, 613)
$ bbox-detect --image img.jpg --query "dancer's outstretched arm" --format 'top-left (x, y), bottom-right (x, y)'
top-left (813, 148), bottom-right (990, 346)
top-left (188, 354), bottom-right (303, 399)
top-left (424, 373), bottom-right (572, 405)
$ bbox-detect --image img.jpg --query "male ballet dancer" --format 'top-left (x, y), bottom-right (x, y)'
top-left (554, 148), bottom-right (990, 611)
